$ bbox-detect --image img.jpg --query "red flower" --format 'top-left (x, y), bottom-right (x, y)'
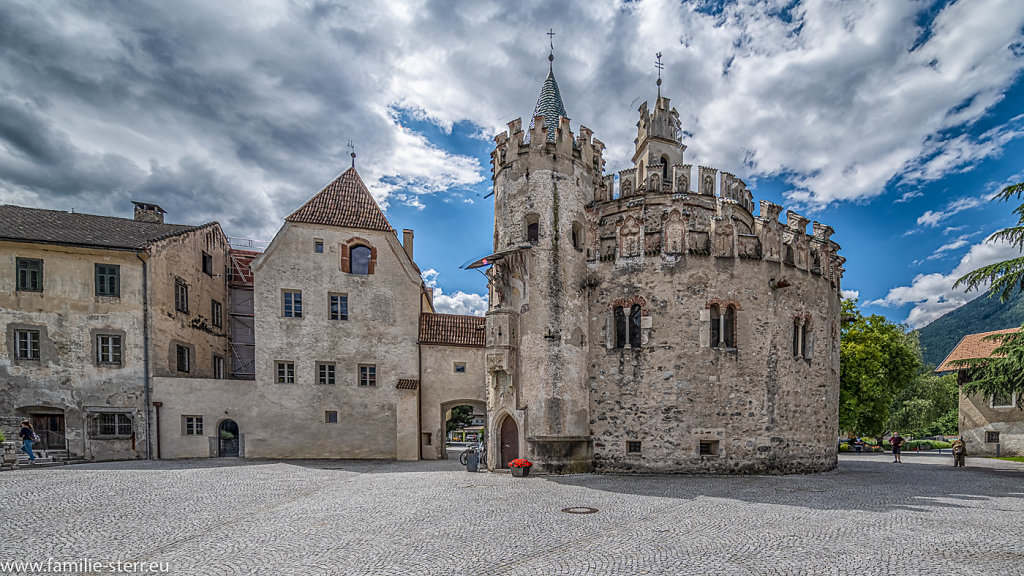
top-left (508, 458), bottom-right (532, 468)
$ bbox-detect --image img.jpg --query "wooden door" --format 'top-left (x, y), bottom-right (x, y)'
top-left (31, 414), bottom-right (64, 450)
top-left (499, 416), bottom-right (519, 469)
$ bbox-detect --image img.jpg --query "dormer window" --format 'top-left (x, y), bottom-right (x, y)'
top-left (341, 238), bottom-right (377, 275)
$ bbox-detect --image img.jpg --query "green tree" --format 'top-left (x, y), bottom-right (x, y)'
top-left (953, 180), bottom-right (1024, 404)
top-left (446, 405), bottom-right (474, 434)
top-left (887, 371), bottom-right (958, 437)
top-left (840, 299), bottom-right (921, 440)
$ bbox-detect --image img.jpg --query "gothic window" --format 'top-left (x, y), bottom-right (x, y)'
top-left (571, 222), bottom-right (583, 251)
top-left (710, 303), bottom-right (737, 349)
top-left (629, 305), bottom-right (642, 348)
top-left (614, 306), bottom-right (627, 349)
top-left (793, 318), bottom-right (802, 357)
top-left (351, 245), bottom-right (371, 275)
top-left (526, 213), bottom-right (540, 243)
top-left (723, 305), bottom-right (736, 348)
top-left (802, 320), bottom-right (811, 358)
top-left (661, 155), bottom-right (669, 180)
top-left (709, 304), bottom-right (721, 347)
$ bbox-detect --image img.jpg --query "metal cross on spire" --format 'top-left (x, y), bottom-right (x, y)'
top-left (347, 140), bottom-right (356, 168)
top-left (547, 29), bottom-right (556, 70)
top-left (655, 52), bottom-right (664, 98)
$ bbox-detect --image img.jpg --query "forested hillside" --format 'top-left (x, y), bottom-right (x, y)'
top-left (917, 291), bottom-right (1024, 367)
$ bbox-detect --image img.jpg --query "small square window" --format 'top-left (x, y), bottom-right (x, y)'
top-left (699, 440), bottom-right (720, 456)
top-left (202, 252), bottom-right (213, 276)
top-left (986, 431), bottom-right (1001, 443)
top-left (318, 362), bottom-right (336, 385)
top-left (211, 299), bottom-right (223, 328)
top-left (176, 345), bottom-right (191, 373)
top-left (992, 392), bottom-right (1014, 408)
top-left (96, 334), bottom-right (122, 365)
top-left (359, 364), bottom-right (376, 387)
top-left (330, 294), bottom-right (348, 321)
top-left (454, 362), bottom-right (466, 373)
top-left (627, 441), bottom-right (642, 453)
top-left (183, 416), bottom-right (204, 436)
top-left (175, 278), bottom-right (189, 313)
top-left (213, 355), bottom-right (225, 379)
top-left (325, 411), bottom-right (338, 424)
top-left (95, 264), bottom-right (120, 297)
top-left (283, 290), bottom-right (303, 318)
top-left (314, 240), bottom-right (324, 253)
top-left (277, 361), bottom-right (295, 383)
top-left (16, 258), bottom-right (43, 292)
top-left (14, 329), bottom-right (40, 360)
top-left (94, 413), bottom-right (132, 437)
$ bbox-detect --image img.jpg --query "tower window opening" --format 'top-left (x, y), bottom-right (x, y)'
top-left (723, 305), bottom-right (736, 348)
top-left (571, 222), bottom-right (583, 251)
top-left (629, 305), bottom-right (642, 348)
top-left (709, 304), bottom-right (721, 348)
top-left (526, 213), bottom-right (540, 243)
top-left (614, 306), bottom-right (627, 349)
top-left (661, 155), bottom-right (669, 180)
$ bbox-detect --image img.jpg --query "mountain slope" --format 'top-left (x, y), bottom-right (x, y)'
top-left (917, 290), bottom-right (1024, 368)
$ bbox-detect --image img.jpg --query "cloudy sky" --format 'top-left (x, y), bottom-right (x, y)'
top-left (3, 0), bottom-right (1024, 327)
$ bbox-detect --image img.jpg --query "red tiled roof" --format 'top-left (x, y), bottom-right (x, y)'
top-left (936, 328), bottom-right (1019, 372)
top-left (419, 313), bottom-right (486, 348)
top-left (396, 379), bottom-right (420, 390)
top-left (285, 167), bottom-right (393, 232)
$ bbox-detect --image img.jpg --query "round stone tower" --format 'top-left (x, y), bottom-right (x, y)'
top-left (483, 55), bottom-right (606, 473)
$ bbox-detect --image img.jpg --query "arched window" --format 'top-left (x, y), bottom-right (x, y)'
top-left (723, 305), bottom-right (736, 348)
top-left (629, 305), bottom-right (642, 348)
top-left (793, 318), bottom-right (802, 357)
top-left (351, 245), bottom-right (371, 275)
top-left (571, 222), bottom-right (583, 251)
top-left (709, 304), bottom-right (721, 348)
top-left (526, 213), bottom-right (540, 243)
top-left (614, 306), bottom-right (627, 349)
top-left (661, 155), bottom-right (670, 180)
top-left (801, 320), bottom-right (811, 359)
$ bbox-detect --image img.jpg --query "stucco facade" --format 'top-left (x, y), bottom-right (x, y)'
top-left (959, 391), bottom-right (1024, 457)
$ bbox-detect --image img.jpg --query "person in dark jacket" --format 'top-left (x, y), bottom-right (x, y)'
top-left (890, 432), bottom-right (905, 463)
top-left (18, 420), bottom-right (36, 463)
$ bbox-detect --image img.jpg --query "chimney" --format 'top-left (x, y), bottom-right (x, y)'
top-left (402, 229), bottom-right (414, 261)
top-left (426, 287), bottom-right (434, 307)
top-left (132, 201), bottom-right (166, 224)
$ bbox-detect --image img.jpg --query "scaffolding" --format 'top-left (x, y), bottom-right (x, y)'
top-left (228, 248), bottom-right (260, 380)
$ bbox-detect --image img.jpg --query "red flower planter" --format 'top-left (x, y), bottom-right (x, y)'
top-left (510, 465), bottom-right (531, 477)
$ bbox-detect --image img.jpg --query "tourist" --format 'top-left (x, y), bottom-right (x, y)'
top-left (18, 420), bottom-right (37, 463)
top-left (890, 432), bottom-right (905, 463)
top-left (951, 436), bottom-right (967, 467)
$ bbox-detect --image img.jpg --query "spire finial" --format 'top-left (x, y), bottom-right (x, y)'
top-left (655, 52), bottom-right (664, 98)
top-left (547, 28), bottom-right (556, 71)
top-left (347, 140), bottom-right (356, 168)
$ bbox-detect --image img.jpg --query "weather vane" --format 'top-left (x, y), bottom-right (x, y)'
top-left (547, 29), bottom-right (556, 69)
top-left (347, 140), bottom-right (356, 168)
top-left (655, 52), bottom-right (664, 98)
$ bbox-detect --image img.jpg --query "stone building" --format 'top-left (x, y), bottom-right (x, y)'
top-left (152, 166), bottom-right (485, 460)
top-left (937, 328), bottom-right (1024, 456)
top-left (0, 203), bottom-right (230, 461)
top-left (479, 57), bottom-right (844, 474)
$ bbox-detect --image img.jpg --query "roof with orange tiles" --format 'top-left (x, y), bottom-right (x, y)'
top-left (285, 167), bottom-right (393, 232)
top-left (396, 379), bottom-right (420, 390)
top-left (419, 313), bottom-right (486, 348)
top-left (935, 327), bottom-right (1020, 373)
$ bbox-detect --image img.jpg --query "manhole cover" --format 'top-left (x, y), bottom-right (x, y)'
top-left (561, 507), bottom-right (599, 514)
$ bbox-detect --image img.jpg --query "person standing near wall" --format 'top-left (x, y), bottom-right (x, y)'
top-left (951, 436), bottom-right (967, 467)
top-left (18, 420), bottom-right (37, 463)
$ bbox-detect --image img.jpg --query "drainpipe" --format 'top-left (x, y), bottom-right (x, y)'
top-left (417, 284), bottom-right (423, 461)
top-left (136, 251), bottom-right (152, 460)
top-left (152, 402), bottom-right (162, 459)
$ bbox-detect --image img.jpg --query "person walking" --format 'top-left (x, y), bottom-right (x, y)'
top-left (890, 432), bottom-right (905, 463)
top-left (951, 436), bottom-right (967, 467)
top-left (18, 419), bottom-right (37, 463)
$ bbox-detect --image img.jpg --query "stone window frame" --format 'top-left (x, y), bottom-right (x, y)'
top-left (986, 431), bottom-right (1001, 443)
top-left (359, 363), bottom-right (377, 387)
top-left (276, 361), bottom-right (295, 384)
top-left (571, 221), bottom-right (584, 251)
top-left (176, 344), bottom-right (191, 373)
top-left (314, 239), bottom-right (324, 254)
top-left (340, 237), bottom-right (377, 275)
top-left (212, 299), bottom-right (223, 328)
top-left (317, 362), bottom-right (336, 385)
top-left (202, 251), bottom-right (214, 276)
top-left (698, 439), bottom-right (720, 456)
top-left (95, 263), bottom-right (120, 297)
top-left (707, 299), bottom-right (741, 350)
top-left (282, 289), bottom-right (303, 318)
top-left (990, 392), bottom-right (1017, 409)
top-left (325, 411), bottom-right (338, 424)
top-left (329, 293), bottom-right (349, 321)
top-left (94, 332), bottom-right (124, 367)
top-left (213, 355), bottom-right (225, 379)
top-left (174, 277), bottom-right (189, 314)
top-left (16, 257), bottom-right (43, 292)
top-left (454, 362), bottom-right (467, 373)
top-left (791, 314), bottom-right (814, 360)
top-left (608, 296), bottom-right (649, 350)
top-left (182, 415), bottom-right (204, 436)
top-left (91, 412), bottom-right (132, 438)
top-left (626, 440), bottom-right (642, 454)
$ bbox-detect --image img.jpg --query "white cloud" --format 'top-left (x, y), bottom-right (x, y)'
top-left (915, 197), bottom-right (983, 227)
top-left (422, 269), bottom-right (488, 316)
top-left (841, 289), bottom-right (860, 301)
top-left (869, 235), bottom-right (1022, 327)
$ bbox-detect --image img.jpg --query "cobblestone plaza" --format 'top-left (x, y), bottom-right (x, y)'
top-left (2, 454), bottom-right (1022, 575)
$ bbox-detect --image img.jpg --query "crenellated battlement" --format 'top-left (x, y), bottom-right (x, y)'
top-left (491, 114), bottom-right (605, 183)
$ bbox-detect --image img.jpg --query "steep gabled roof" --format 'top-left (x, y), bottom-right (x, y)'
top-left (936, 327), bottom-right (1019, 373)
top-left (419, 313), bottom-right (486, 348)
top-left (0, 204), bottom-right (210, 251)
top-left (286, 167), bottom-right (393, 232)
top-left (531, 68), bottom-right (568, 141)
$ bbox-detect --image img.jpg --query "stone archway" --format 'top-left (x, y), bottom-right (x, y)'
top-left (499, 415), bottom-right (519, 469)
top-left (218, 419), bottom-right (239, 457)
top-left (438, 399), bottom-right (485, 459)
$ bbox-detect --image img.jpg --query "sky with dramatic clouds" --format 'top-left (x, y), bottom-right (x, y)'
top-left (3, 0), bottom-right (1024, 327)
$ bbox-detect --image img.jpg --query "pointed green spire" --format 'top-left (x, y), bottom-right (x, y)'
top-left (530, 34), bottom-right (568, 141)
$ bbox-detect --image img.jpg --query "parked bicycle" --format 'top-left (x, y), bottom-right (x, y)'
top-left (459, 442), bottom-right (487, 467)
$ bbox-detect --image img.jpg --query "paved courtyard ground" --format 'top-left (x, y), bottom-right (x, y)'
top-left (1, 452), bottom-right (1022, 575)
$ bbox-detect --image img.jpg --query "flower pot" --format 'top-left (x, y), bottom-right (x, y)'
top-left (510, 465), bottom-right (530, 477)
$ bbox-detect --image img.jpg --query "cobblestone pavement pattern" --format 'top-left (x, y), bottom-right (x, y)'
top-left (1, 453), bottom-right (1023, 575)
